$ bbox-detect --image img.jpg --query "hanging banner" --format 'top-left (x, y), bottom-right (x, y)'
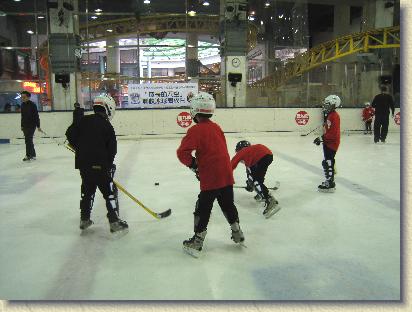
top-left (126, 83), bottom-right (198, 108)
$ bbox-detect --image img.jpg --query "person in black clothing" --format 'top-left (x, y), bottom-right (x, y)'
top-left (371, 86), bottom-right (395, 143)
top-left (72, 102), bottom-right (84, 125)
top-left (66, 94), bottom-right (128, 234)
top-left (20, 91), bottom-right (42, 161)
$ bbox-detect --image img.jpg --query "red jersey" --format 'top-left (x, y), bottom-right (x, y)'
top-left (323, 110), bottom-right (340, 151)
top-left (177, 119), bottom-right (234, 191)
top-left (362, 106), bottom-right (375, 121)
top-left (231, 144), bottom-right (273, 170)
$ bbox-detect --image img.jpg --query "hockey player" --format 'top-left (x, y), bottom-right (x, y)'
top-left (177, 92), bottom-right (244, 257)
top-left (362, 102), bottom-right (374, 135)
top-left (72, 102), bottom-right (84, 126)
top-left (371, 86), bottom-right (395, 143)
top-left (231, 141), bottom-right (280, 219)
top-left (20, 91), bottom-right (42, 161)
top-left (65, 94), bottom-right (128, 234)
top-left (313, 95), bottom-right (341, 193)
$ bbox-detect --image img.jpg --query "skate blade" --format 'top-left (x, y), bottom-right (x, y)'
top-left (183, 246), bottom-right (201, 258)
top-left (318, 188), bottom-right (336, 193)
top-left (264, 205), bottom-right (281, 219)
top-left (109, 228), bottom-right (129, 239)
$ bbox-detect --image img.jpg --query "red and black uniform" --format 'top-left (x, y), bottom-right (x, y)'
top-left (362, 106), bottom-right (375, 133)
top-left (322, 110), bottom-right (340, 183)
top-left (177, 119), bottom-right (239, 233)
top-left (231, 144), bottom-right (273, 201)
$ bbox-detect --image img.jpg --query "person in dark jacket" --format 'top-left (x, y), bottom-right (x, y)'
top-left (20, 91), bottom-right (42, 161)
top-left (371, 86), bottom-right (395, 143)
top-left (72, 102), bottom-right (84, 125)
top-left (66, 94), bottom-right (128, 234)
top-left (177, 92), bottom-right (244, 258)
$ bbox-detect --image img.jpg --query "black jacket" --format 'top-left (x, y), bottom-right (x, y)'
top-left (73, 107), bottom-right (85, 125)
top-left (21, 100), bottom-right (40, 128)
top-left (66, 113), bottom-right (116, 170)
top-left (371, 93), bottom-right (395, 117)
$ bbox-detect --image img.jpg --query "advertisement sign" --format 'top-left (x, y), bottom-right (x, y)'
top-left (127, 83), bottom-right (198, 108)
top-left (295, 110), bottom-right (309, 126)
top-left (177, 112), bottom-right (192, 128)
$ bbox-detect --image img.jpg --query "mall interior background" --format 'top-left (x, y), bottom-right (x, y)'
top-left (0, 0), bottom-right (400, 112)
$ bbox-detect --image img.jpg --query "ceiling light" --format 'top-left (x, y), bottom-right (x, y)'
top-left (250, 11), bottom-right (255, 15)
top-left (203, 1), bottom-right (210, 6)
top-left (248, 16), bottom-right (255, 21)
top-left (106, 29), bottom-right (113, 32)
top-left (37, 15), bottom-right (45, 19)
top-left (188, 10), bottom-right (196, 16)
top-left (265, 1), bottom-right (270, 7)
top-left (27, 30), bottom-right (34, 34)
top-left (95, 9), bottom-right (102, 12)
top-left (144, 0), bottom-right (151, 4)
top-left (14, 0), bottom-right (21, 2)
top-left (91, 15), bottom-right (98, 19)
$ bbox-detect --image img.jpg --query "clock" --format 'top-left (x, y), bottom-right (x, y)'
top-left (231, 57), bottom-right (241, 68)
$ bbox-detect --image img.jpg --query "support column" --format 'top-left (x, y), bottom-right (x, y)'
top-left (106, 37), bottom-right (120, 74)
top-left (186, 33), bottom-right (199, 79)
top-left (48, 0), bottom-right (80, 111)
top-left (221, 0), bottom-right (248, 107)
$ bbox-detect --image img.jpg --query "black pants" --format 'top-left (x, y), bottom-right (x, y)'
top-left (22, 127), bottom-right (36, 158)
top-left (79, 167), bottom-right (119, 223)
top-left (247, 154), bottom-right (273, 200)
top-left (193, 185), bottom-right (239, 233)
top-left (322, 144), bottom-right (336, 182)
top-left (365, 121), bottom-right (372, 133)
top-left (374, 114), bottom-right (389, 142)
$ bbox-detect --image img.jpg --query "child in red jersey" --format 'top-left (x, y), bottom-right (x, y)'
top-left (313, 95), bottom-right (341, 193)
top-left (177, 92), bottom-right (244, 257)
top-left (362, 102), bottom-right (374, 135)
top-left (231, 141), bottom-right (280, 219)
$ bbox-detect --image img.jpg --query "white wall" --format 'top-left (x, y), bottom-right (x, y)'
top-left (0, 108), bottom-right (400, 140)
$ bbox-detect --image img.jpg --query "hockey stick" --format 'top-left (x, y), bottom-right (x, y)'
top-left (301, 125), bottom-right (321, 136)
top-left (234, 181), bottom-right (280, 191)
top-left (43, 130), bottom-right (171, 219)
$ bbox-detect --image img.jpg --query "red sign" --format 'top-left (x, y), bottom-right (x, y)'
top-left (394, 112), bottom-right (400, 125)
top-left (22, 81), bottom-right (42, 93)
top-left (295, 110), bottom-right (309, 126)
top-left (177, 112), bottom-right (192, 128)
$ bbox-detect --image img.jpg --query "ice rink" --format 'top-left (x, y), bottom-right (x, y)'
top-left (0, 131), bottom-right (400, 300)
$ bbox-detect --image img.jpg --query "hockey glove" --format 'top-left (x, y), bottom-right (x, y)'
top-left (245, 179), bottom-right (254, 192)
top-left (109, 164), bottom-right (116, 179)
top-left (313, 137), bottom-right (322, 146)
top-left (189, 157), bottom-right (200, 181)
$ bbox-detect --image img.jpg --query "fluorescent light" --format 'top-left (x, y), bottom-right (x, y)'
top-left (265, 2), bottom-right (270, 7)
top-left (188, 10), bottom-right (196, 16)
top-left (91, 15), bottom-right (98, 19)
top-left (95, 9), bottom-right (102, 12)
top-left (37, 15), bottom-right (45, 19)
top-left (14, 0), bottom-right (21, 2)
top-left (203, 1), bottom-right (210, 6)
top-left (248, 16), bottom-right (255, 21)
top-left (106, 29), bottom-right (113, 32)
top-left (144, 0), bottom-right (151, 4)
top-left (27, 30), bottom-right (34, 34)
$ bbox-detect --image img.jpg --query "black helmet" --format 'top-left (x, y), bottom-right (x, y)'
top-left (235, 140), bottom-right (251, 152)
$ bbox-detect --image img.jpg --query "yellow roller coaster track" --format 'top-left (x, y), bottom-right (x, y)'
top-left (79, 13), bottom-right (257, 51)
top-left (251, 26), bottom-right (400, 90)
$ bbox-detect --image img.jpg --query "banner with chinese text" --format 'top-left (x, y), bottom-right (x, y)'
top-left (126, 83), bottom-right (198, 108)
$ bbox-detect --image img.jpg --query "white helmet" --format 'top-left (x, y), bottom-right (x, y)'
top-left (190, 92), bottom-right (215, 119)
top-left (93, 94), bottom-right (116, 121)
top-left (322, 95), bottom-right (341, 113)
top-left (364, 101), bottom-right (371, 106)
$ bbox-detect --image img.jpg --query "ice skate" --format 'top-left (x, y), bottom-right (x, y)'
top-left (263, 196), bottom-right (280, 219)
top-left (230, 222), bottom-right (245, 244)
top-left (80, 219), bottom-right (93, 230)
top-left (183, 231), bottom-right (206, 258)
top-left (254, 194), bottom-right (265, 202)
top-left (109, 219), bottom-right (129, 233)
top-left (318, 180), bottom-right (336, 193)
top-left (22, 156), bottom-right (31, 161)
